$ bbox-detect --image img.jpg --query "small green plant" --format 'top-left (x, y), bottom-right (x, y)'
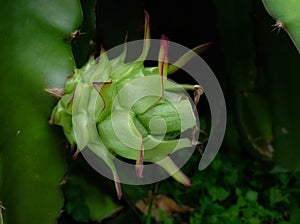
top-left (145, 151), bottom-right (300, 224)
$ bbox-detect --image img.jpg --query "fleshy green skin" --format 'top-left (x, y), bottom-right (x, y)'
top-left (214, 0), bottom-right (300, 170)
top-left (0, 0), bottom-right (82, 223)
top-left (254, 2), bottom-right (300, 171)
top-left (51, 13), bottom-right (199, 199)
top-left (262, 0), bottom-right (300, 53)
top-left (236, 93), bottom-right (273, 160)
top-left (213, 0), bottom-right (274, 160)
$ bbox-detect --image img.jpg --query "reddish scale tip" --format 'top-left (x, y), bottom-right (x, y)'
top-left (143, 10), bottom-right (150, 34)
top-left (66, 93), bottom-right (75, 109)
top-left (160, 34), bottom-right (169, 42)
top-left (135, 163), bottom-right (144, 178)
top-left (93, 81), bottom-right (113, 114)
top-left (180, 172), bottom-right (192, 187)
top-left (184, 179), bottom-right (192, 187)
top-left (135, 129), bottom-right (145, 178)
top-left (115, 177), bottom-right (123, 200)
top-left (72, 150), bottom-right (80, 160)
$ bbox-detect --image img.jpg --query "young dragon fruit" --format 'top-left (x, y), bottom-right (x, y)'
top-left (48, 12), bottom-right (208, 199)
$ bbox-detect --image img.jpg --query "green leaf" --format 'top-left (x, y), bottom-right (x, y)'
top-left (269, 187), bottom-right (289, 206)
top-left (64, 174), bottom-right (122, 222)
top-left (290, 206), bottom-right (300, 224)
top-left (245, 190), bottom-right (258, 203)
top-left (207, 186), bottom-right (230, 202)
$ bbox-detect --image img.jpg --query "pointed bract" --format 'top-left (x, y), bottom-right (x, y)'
top-left (137, 11), bottom-right (151, 61)
top-left (168, 42), bottom-right (212, 74)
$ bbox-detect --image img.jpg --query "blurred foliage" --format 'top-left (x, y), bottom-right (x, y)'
top-left (62, 174), bottom-right (122, 222)
top-left (159, 150), bottom-right (300, 223)
top-left (114, 145), bottom-right (300, 224)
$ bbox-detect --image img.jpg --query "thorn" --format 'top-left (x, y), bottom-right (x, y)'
top-left (0, 201), bottom-right (6, 210)
top-left (70, 29), bottom-right (86, 40)
top-left (60, 175), bottom-right (70, 185)
top-left (89, 40), bottom-right (96, 47)
top-left (72, 149), bottom-right (80, 160)
top-left (193, 85), bottom-right (203, 108)
top-left (197, 144), bottom-right (204, 156)
top-left (45, 88), bottom-right (64, 98)
top-left (272, 20), bottom-right (285, 34)
top-left (48, 119), bottom-right (54, 125)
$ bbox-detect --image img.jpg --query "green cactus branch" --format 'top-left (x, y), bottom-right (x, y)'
top-left (262, 0), bottom-right (300, 53)
top-left (0, 0), bottom-right (82, 223)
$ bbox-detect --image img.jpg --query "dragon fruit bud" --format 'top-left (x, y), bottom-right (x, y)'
top-left (49, 11), bottom-right (204, 199)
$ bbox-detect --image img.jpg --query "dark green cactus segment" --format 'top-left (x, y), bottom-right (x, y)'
top-left (50, 12), bottom-right (200, 198)
top-left (254, 1), bottom-right (300, 170)
top-left (0, 0), bottom-right (82, 223)
top-left (215, 0), bottom-right (300, 169)
top-left (213, 0), bottom-right (258, 92)
top-left (236, 92), bottom-right (273, 160)
top-left (213, 0), bottom-right (274, 160)
top-left (262, 0), bottom-right (300, 53)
